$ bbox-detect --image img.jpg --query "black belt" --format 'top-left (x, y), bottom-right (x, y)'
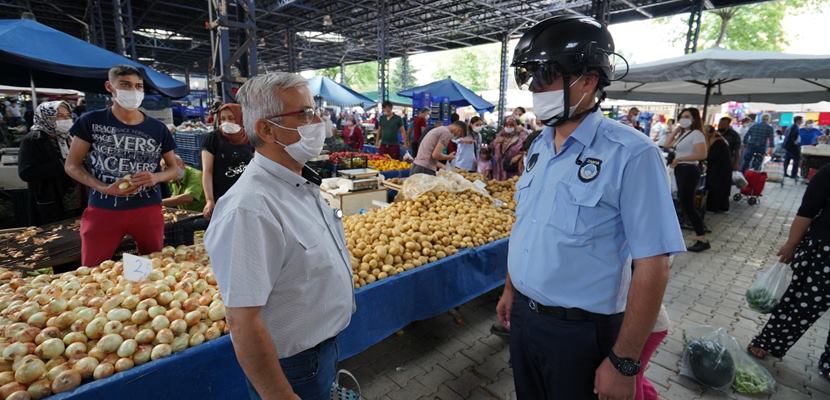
top-left (516, 291), bottom-right (623, 322)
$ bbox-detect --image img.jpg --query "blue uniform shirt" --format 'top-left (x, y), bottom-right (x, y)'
top-left (508, 110), bottom-right (686, 315)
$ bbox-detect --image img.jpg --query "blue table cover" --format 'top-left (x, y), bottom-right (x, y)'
top-left (51, 239), bottom-right (508, 399)
top-left (380, 169), bottom-right (411, 180)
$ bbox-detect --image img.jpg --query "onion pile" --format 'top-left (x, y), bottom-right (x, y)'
top-left (343, 187), bottom-right (515, 288)
top-left (0, 245), bottom-right (227, 398)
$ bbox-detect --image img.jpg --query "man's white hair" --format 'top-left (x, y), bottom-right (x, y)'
top-left (235, 72), bottom-right (309, 147)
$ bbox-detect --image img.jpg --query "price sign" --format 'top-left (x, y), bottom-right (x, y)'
top-left (123, 253), bottom-right (153, 282)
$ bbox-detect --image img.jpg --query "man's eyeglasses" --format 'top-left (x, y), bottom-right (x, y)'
top-left (269, 107), bottom-right (320, 124)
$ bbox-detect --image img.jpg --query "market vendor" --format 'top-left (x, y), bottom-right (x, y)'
top-left (375, 101), bottom-right (409, 160)
top-left (18, 101), bottom-right (85, 225)
top-left (201, 103), bottom-right (254, 219)
top-left (498, 16), bottom-right (685, 399)
top-left (411, 121), bottom-right (467, 176)
top-left (409, 108), bottom-right (430, 158)
top-left (161, 155), bottom-right (205, 212)
top-left (205, 72), bottom-right (354, 400)
top-left (65, 64), bottom-right (179, 267)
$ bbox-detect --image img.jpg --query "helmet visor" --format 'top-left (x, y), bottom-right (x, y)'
top-left (514, 63), bottom-right (560, 92)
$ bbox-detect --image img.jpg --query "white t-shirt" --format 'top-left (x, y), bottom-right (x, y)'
top-left (674, 129), bottom-right (705, 164)
top-left (653, 304), bottom-right (671, 332)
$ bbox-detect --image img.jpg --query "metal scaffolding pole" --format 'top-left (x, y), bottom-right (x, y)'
top-left (209, 0), bottom-right (232, 101)
top-left (286, 28), bottom-right (297, 72)
top-left (377, 0), bottom-right (388, 102)
top-left (113, 0), bottom-right (126, 55)
top-left (401, 52), bottom-right (410, 90)
top-left (125, 0), bottom-right (137, 59)
top-left (95, 0), bottom-right (106, 48)
top-left (684, 0), bottom-right (704, 54)
top-left (208, 0), bottom-right (256, 101)
top-left (591, 0), bottom-right (611, 26)
top-left (496, 32), bottom-right (510, 131)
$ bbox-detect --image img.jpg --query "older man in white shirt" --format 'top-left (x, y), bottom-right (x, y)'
top-left (205, 72), bottom-right (355, 400)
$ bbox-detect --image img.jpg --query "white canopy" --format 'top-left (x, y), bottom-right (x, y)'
top-left (605, 48), bottom-right (830, 105)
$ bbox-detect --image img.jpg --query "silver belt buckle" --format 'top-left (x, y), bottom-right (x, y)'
top-left (528, 299), bottom-right (538, 312)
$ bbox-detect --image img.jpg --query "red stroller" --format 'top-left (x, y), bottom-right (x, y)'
top-left (733, 169), bottom-right (767, 205)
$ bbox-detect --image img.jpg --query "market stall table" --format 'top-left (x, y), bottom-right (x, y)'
top-left (0, 208), bottom-right (203, 271)
top-left (49, 238), bottom-right (508, 399)
top-left (800, 144), bottom-right (830, 180)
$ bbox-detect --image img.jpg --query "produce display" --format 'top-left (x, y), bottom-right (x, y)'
top-left (367, 158), bottom-right (410, 172)
top-left (685, 338), bottom-right (736, 388)
top-left (732, 362), bottom-right (776, 395)
top-left (329, 151), bottom-right (386, 165)
top-left (343, 184), bottom-right (515, 288)
top-left (174, 121), bottom-right (213, 133)
top-left (0, 245), bottom-right (227, 398)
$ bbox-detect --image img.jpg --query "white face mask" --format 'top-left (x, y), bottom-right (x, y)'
top-left (220, 122), bottom-right (242, 134)
top-left (55, 119), bottom-right (73, 133)
top-left (532, 75), bottom-right (586, 125)
top-left (472, 125), bottom-right (483, 133)
top-left (678, 118), bottom-right (693, 129)
top-left (177, 167), bottom-right (186, 181)
top-left (324, 119), bottom-right (334, 138)
top-left (504, 127), bottom-right (515, 134)
top-left (267, 120), bottom-right (326, 165)
top-left (806, 123), bottom-right (815, 129)
top-left (111, 87), bottom-right (144, 110)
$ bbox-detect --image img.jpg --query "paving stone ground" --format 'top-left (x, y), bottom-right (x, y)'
top-left (341, 178), bottom-right (830, 399)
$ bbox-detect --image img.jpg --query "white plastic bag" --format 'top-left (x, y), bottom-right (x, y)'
top-left (667, 166), bottom-right (678, 195)
top-left (732, 171), bottom-right (748, 188)
top-left (402, 151), bottom-right (414, 162)
top-left (401, 169), bottom-right (491, 200)
top-left (745, 262), bottom-right (792, 314)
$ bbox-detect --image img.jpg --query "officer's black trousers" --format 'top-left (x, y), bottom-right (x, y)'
top-left (509, 292), bottom-right (623, 399)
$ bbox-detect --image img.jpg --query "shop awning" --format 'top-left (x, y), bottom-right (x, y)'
top-left (306, 76), bottom-right (375, 108)
top-left (0, 19), bottom-right (188, 98)
top-left (398, 78), bottom-right (494, 112)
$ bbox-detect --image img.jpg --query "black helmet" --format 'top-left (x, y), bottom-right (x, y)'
top-left (512, 15), bottom-right (615, 90)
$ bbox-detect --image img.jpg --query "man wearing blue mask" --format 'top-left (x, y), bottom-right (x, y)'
top-left (498, 16), bottom-right (686, 400)
top-left (205, 72), bottom-right (355, 400)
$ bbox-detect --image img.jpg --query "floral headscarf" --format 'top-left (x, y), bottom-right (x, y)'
top-left (31, 101), bottom-right (72, 161)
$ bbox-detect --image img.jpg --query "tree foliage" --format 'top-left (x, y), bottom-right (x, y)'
top-left (389, 56), bottom-right (419, 93)
top-left (313, 61), bottom-right (378, 92)
top-left (431, 47), bottom-right (499, 92)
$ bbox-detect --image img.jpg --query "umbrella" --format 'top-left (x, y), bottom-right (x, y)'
top-left (0, 19), bottom-right (188, 98)
top-left (362, 90), bottom-right (410, 107)
top-left (605, 48), bottom-right (830, 120)
top-left (398, 77), bottom-right (494, 112)
top-left (306, 76), bottom-right (375, 108)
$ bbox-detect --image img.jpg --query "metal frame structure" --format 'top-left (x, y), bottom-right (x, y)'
top-left (2, 0), bottom-right (763, 75)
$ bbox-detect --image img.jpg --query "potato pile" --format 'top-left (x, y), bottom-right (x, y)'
top-left (343, 190), bottom-right (515, 288)
top-left (0, 245), bottom-right (226, 399)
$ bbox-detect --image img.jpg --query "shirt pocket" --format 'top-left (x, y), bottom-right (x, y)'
top-left (548, 181), bottom-right (603, 235)
top-left (514, 173), bottom-right (534, 219)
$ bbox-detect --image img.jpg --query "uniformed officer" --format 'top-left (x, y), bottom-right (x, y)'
top-left (496, 16), bottom-right (686, 400)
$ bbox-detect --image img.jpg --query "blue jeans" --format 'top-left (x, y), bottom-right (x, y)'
top-left (247, 337), bottom-right (339, 400)
top-left (741, 146), bottom-right (766, 172)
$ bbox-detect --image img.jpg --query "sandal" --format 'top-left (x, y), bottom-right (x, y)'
top-left (747, 345), bottom-right (767, 360)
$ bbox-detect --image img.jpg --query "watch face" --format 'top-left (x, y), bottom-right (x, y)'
top-left (620, 360), bottom-right (640, 376)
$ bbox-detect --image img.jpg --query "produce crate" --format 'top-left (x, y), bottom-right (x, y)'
top-left (174, 130), bottom-right (208, 152)
top-left (179, 148), bottom-right (202, 169)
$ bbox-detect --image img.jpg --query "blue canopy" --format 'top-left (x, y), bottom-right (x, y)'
top-left (397, 78), bottom-right (494, 112)
top-left (306, 76), bottom-right (375, 108)
top-left (0, 19), bottom-right (188, 98)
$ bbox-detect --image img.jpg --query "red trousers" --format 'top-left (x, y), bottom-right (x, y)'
top-left (636, 330), bottom-right (668, 400)
top-left (80, 204), bottom-right (164, 267)
top-left (378, 144), bottom-right (401, 160)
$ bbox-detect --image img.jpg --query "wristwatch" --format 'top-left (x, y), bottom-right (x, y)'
top-left (609, 349), bottom-right (641, 376)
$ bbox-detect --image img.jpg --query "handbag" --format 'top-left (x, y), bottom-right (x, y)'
top-left (331, 369), bottom-right (361, 400)
top-left (501, 137), bottom-right (521, 173)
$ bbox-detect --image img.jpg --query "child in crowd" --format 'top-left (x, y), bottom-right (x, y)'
top-left (477, 145), bottom-right (493, 179)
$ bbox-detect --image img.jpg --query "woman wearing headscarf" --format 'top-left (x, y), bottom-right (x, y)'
top-left (341, 114), bottom-right (364, 151)
top-left (491, 116), bottom-right (528, 181)
top-left (201, 103), bottom-right (254, 219)
top-left (18, 101), bottom-right (85, 225)
top-left (705, 124), bottom-right (733, 213)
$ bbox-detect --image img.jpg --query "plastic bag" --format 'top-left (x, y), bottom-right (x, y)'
top-left (731, 350), bottom-right (776, 395)
top-left (732, 171), bottom-right (748, 188)
top-left (667, 166), bottom-right (678, 194)
top-left (746, 262), bottom-right (792, 314)
top-left (681, 326), bottom-right (776, 394)
top-left (402, 151), bottom-right (414, 162)
top-left (401, 169), bottom-right (491, 200)
top-left (680, 326), bottom-right (738, 391)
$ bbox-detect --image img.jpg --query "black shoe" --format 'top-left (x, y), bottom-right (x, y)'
top-left (687, 240), bottom-right (711, 252)
top-left (490, 322), bottom-right (510, 338)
